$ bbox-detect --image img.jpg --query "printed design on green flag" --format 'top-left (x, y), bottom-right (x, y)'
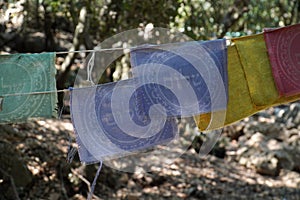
top-left (0, 53), bottom-right (57, 123)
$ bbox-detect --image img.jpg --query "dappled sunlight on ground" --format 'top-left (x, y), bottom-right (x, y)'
top-left (0, 116), bottom-right (299, 199)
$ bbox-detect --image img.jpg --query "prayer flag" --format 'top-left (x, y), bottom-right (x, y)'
top-left (264, 24), bottom-right (300, 96)
top-left (70, 79), bottom-right (177, 163)
top-left (130, 39), bottom-right (228, 118)
top-left (0, 53), bottom-right (57, 123)
top-left (195, 44), bottom-right (256, 130)
top-left (233, 34), bottom-right (279, 106)
top-left (196, 35), bottom-right (300, 130)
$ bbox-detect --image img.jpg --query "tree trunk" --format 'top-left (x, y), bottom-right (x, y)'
top-left (43, 3), bottom-right (55, 51)
top-left (56, 6), bottom-right (88, 90)
top-left (56, 5), bottom-right (89, 110)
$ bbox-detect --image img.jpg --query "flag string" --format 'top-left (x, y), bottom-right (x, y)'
top-left (54, 38), bottom-right (233, 55)
top-left (1, 88), bottom-right (71, 97)
top-left (0, 38), bottom-right (233, 97)
top-left (55, 47), bottom-right (126, 55)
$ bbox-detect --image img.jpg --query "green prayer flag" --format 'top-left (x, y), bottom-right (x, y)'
top-left (0, 53), bottom-right (57, 123)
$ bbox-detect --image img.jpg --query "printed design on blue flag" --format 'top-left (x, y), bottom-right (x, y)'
top-left (70, 38), bottom-right (228, 166)
top-left (96, 80), bottom-right (177, 149)
top-left (71, 79), bottom-right (178, 163)
top-left (130, 40), bottom-right (228, 118)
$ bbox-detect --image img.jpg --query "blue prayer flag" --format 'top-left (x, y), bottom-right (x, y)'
top-left (71, 40), bottom-right (228, 163)
top-left (71, 79), bottom-right (177, 163)
top-left (130, 39), bottom-right (228, 117)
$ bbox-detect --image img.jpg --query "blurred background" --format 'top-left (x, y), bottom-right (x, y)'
top-left (0, 0), bottom-right (300, 199)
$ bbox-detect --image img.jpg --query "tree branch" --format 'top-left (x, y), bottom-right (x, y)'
top-left (56, 6), bottom-right (88, 89)
top-left (219, 0), bottom-right (250, 38)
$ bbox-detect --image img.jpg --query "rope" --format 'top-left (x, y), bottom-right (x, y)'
top-left (0, 88), bottom-right (70, 97)
top-left (53, 38), bottom-right (232, 55)
top-left (87, 161), bottom-right (103, 200)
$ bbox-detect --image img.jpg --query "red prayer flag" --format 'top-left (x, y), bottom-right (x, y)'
top-left (264, 24), bottom-right (300, 96)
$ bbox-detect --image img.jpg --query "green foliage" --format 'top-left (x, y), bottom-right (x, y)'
top-left (18, 0), bottom-right (300, 40)
top-left (2, 0), bottom-right (299, 49)
top-left (171, 0), bottom-right (299, 39)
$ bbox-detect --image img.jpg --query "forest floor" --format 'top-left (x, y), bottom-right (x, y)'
top-left (1, 5), bottom-right (299, 198)
top-left (1, 109), bottom-right (300, 200)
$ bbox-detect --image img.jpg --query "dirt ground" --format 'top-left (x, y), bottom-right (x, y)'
top-left (0, 114), bottom-right (299, 200)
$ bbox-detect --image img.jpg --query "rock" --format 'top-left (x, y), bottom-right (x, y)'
top-left (126, 193), bottom-right (141, 200)
top-left (274, 106), bottom-right (289, 120)
top-left (150, 175), bottom-right (167, 186)
top-left (238, 148), bottom-right (256, 166)
top-left (237, 134), bottom-right (249, 144)
top-left (287, 134), bottom-right (300, 146)
top-left (210, 136), bottom-right (228, 159)
top-left (266, 139), bottom-right (282, 151)
top-left (280, 170), bottom-right (300, 188)
top-left (251, 153), bottom-right (280, 176)
top-left (236, 146), bottom-right (248, 156)
top-left (187, 186), bottom-right (207, 199)
top-left (255, 111), bottom-right (272, 119)
top-left (231, 104), bottom-right (300, 176)
top-left (274, 150), bottom-right (294, 171)
top-left (224, 123), bottom-right (245, 140)
top-left (210, 146), bottom-right (226, 159)
top-left (250, 122), bottom-right (282, 136)
top-left (283, 146), bottom-right (300, 172)
top-left (280, 128), bottom-right (298, 141)
top-left (245, 132), bottom-right (266, 147)
top-left (276, 103), bottom-right (300, 129)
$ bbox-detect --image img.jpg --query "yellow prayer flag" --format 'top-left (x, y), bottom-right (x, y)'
top-left (195, 44), bottom-right (257, 130)
top-left (233, 34), bottom-right (279, 106)
top-left (195, 34), bottom-right (300, 130)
